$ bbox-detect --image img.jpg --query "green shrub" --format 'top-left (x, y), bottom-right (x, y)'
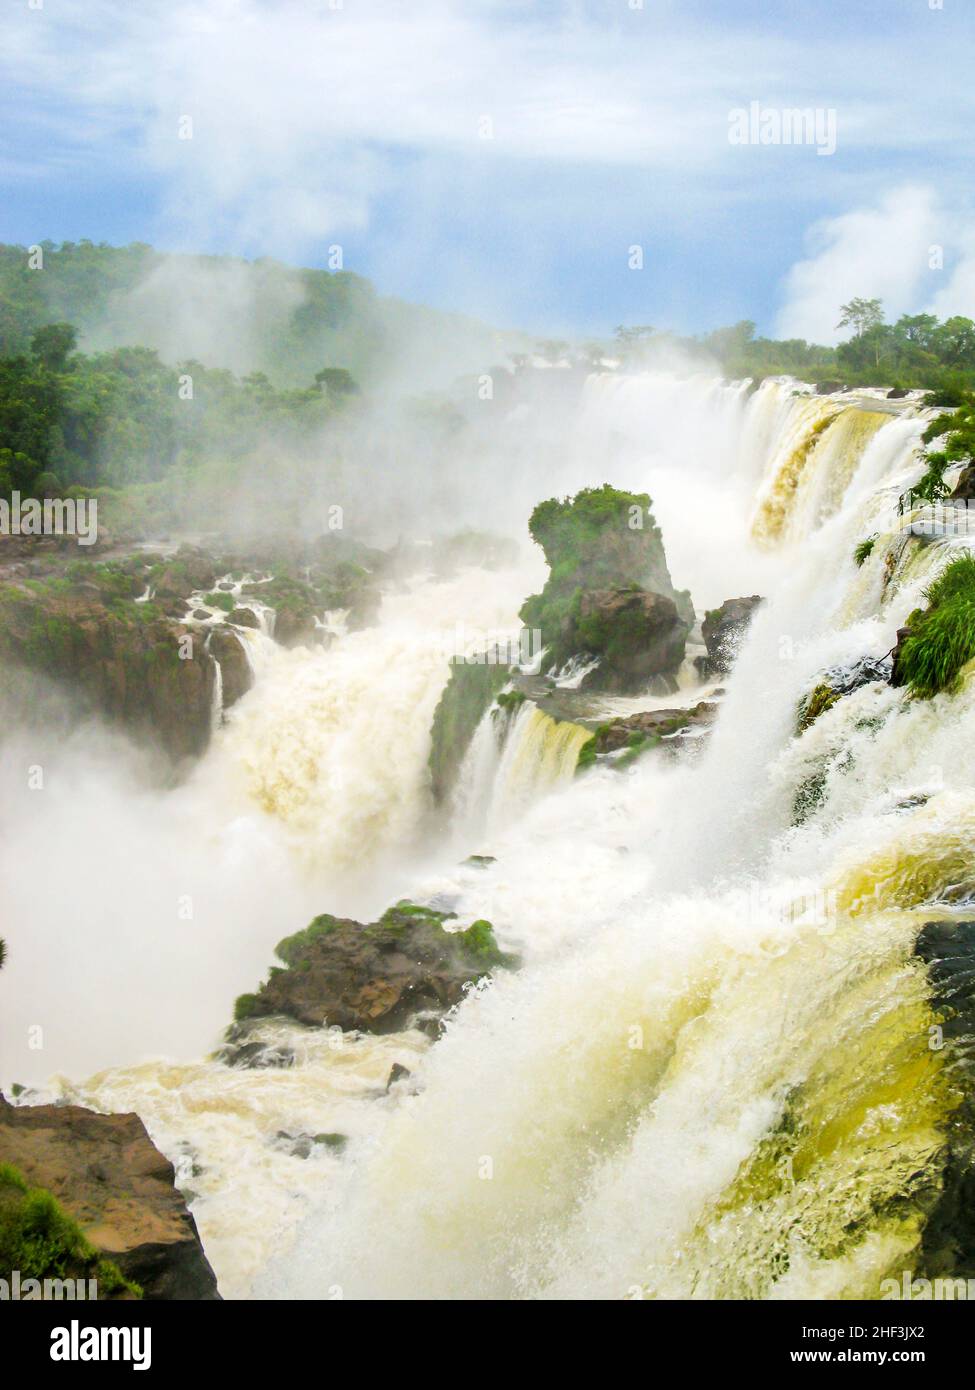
top-left (853, 535), bottom-right (877, 567)
top-left (0, 1163), bottom-right (140, 1296)
top-left (232, 992), bottom-right (262, 1022)
top-left (575, 735), bottom-right (598, 773)
top-left (274, 913), bottom-right (340, 965)
top-left (204, 591), bottom-right (235, 613)
top-left (897, 554), bottom-right (975, 698)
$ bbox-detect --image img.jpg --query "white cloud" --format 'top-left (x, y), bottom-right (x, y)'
top-left (775, 186), bottom-right (942, 344)
top-left (6, 0), bottom-right (974, 265)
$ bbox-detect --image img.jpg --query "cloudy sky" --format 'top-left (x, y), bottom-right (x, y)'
top-left (1, 0), bottom-right (973, 341)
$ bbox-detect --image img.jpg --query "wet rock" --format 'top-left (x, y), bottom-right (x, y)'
top-left (150, 546), bottom-right (217, 600)
top-left (230, 606), bottom-right (260, 629)
top-left (386, 1063), bottom-right (413, 1091)
top-left (915, 921), bottom-right (975, 1278)
top-left (464, 855), bottom-right (497, 869)
top-left (576, 588), bottom-right (689, 694)
top-left (215, 1039), bottom-right (295, 1069)
top-left (274, 1130), bottom-right (347, 1159)
top-left (518, 485), bottom-right (694, 686)
top-left (207, 626), bottom-right (253, 710)
top-left (815, 381), bottom-right (846, 395)
top-left (0, 1095), bottom-right (220, 1299)
top-left (578, 701), bottom-right (718, 770)
top-left (887, 387), bottom-right (912, 400)
top-left (951, 464), bottom-right (975, 502)
top-left (0, 583), bottom-right (216, 763)
top-left (232, 902), bottom-right (516, 1035)
top-left (797, 654), bottom-right (893, 732)
top-left (697, 596), bottom-right (764, 677)
top-left (428, 651), bottom-right (511, 804)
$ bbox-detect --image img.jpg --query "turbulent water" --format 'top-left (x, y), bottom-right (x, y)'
top-left (5, 373), bottom-right (973, 1300)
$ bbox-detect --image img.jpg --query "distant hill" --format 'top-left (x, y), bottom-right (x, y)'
top-left (0, 241), bottom-right (530, 392)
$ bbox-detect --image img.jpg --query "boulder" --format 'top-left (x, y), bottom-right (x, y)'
top-left (576, 587), bottom-right (689, 693)
top-left (577, 701), bottom-right (718, 771)
top-left (798, 654), bottom-right (893, 732)
top-left (230, 606), bottom-right (260, 629)
top-left (231, 902), bottom-right (516, 1036)
top-left (697, 595), bottom-right (764, 677)
top-left (0, 1095), bottom-right (219, 1299)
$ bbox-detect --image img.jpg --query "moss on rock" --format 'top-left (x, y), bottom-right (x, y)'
top-left (0, 1162), bottom-right (140, 1297)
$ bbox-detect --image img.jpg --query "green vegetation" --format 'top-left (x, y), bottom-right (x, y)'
top-left (0, 1162), bottom-right (140, 1296)
top-left (520, 484), bottom-right (688, 669)
top-left (0, 322), bottom-right (354, 502)
top-left (454, 918), bottom-right (511, 966)
top-left (204, 591), bottom-right (235, 613)
top-left (612, 304), bottom-right (975, 392)
top-left (853, 536), bottom-right (878, 567)
top-left (494, 689), bottom-right (526, 714)
top-left (428, 655), bottom-right (511, 803)
top-left (232, 993), bottom-right (262, 1022)
top-left (575, 734), bottom-right (598, 773)
top-left (896, 554), bottom-right (975, 699)
top-left (274, 913), bottom-right (341, 966)
top-left (797, 681), bottom-right (841, 733)
top-left (916, 394), bottom-right (975, 495)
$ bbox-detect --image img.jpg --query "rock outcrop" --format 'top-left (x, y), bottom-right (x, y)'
top-left (577, 700), bottom-right (718, 771)
top-left (428, 652), bottom-right (511, 804)
top-left (0, 577), bottom-right (217, 762)
top-left (519, 485), bottom-right (692, 692)
top-left (0, 536), bottom-right (385, 764)
top-left (797, 653), bottom-right (893, 732)
top-left (232, 901), bottom-right (516, 1036)
top-left (914, 921), bottom-right (975, 1279)
top-left (207, 627), bottom-right (253, 711)
top-left (0, 1095), bottom-right (220, 1300)
top-left (697, 595), bottom-right (764, 677)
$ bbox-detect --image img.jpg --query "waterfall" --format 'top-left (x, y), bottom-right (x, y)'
top-left (8, 372), bottom-right (971, 1302)
top-left (209, 651), bottom-right (224, 732)
top-left (453, 703), bottom-right (593, 841)
top-left (254, 377), bottom-right (969, 1301)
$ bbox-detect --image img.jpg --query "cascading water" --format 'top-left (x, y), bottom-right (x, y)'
top-left (6, 371), bottom-right (969, 1301)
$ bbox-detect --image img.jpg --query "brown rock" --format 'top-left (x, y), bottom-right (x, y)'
top-left (0, 1096), bottom-right (220, 1300)
top-left (235, 904), bottom-right (514, 1035)
top-left (207, 627), bottom-right (253, 710)
top-left (577, 587), bottom-right (688, 693)
top-left (698, 595), bottom-right (764, 676)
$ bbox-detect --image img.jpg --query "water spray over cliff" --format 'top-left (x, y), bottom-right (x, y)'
top-left (8, 372), bottom-right (972, 1302)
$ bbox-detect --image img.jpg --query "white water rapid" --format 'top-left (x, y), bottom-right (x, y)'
top-left (4, 374), bottom-right (970, 1300)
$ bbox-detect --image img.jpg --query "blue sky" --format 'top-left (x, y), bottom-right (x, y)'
top-left (1, 0), bottom-right (973, 341)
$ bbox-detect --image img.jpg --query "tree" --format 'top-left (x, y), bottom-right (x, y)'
top-left (314, 367), bottom-right (359, 398)
top-left (30, 322), bottom-right (78, 372)
top-left (836, 298), bottom-right (885, 339)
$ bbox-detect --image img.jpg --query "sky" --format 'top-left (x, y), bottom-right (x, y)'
top-left (1, 0), bottom-right (974, 342)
